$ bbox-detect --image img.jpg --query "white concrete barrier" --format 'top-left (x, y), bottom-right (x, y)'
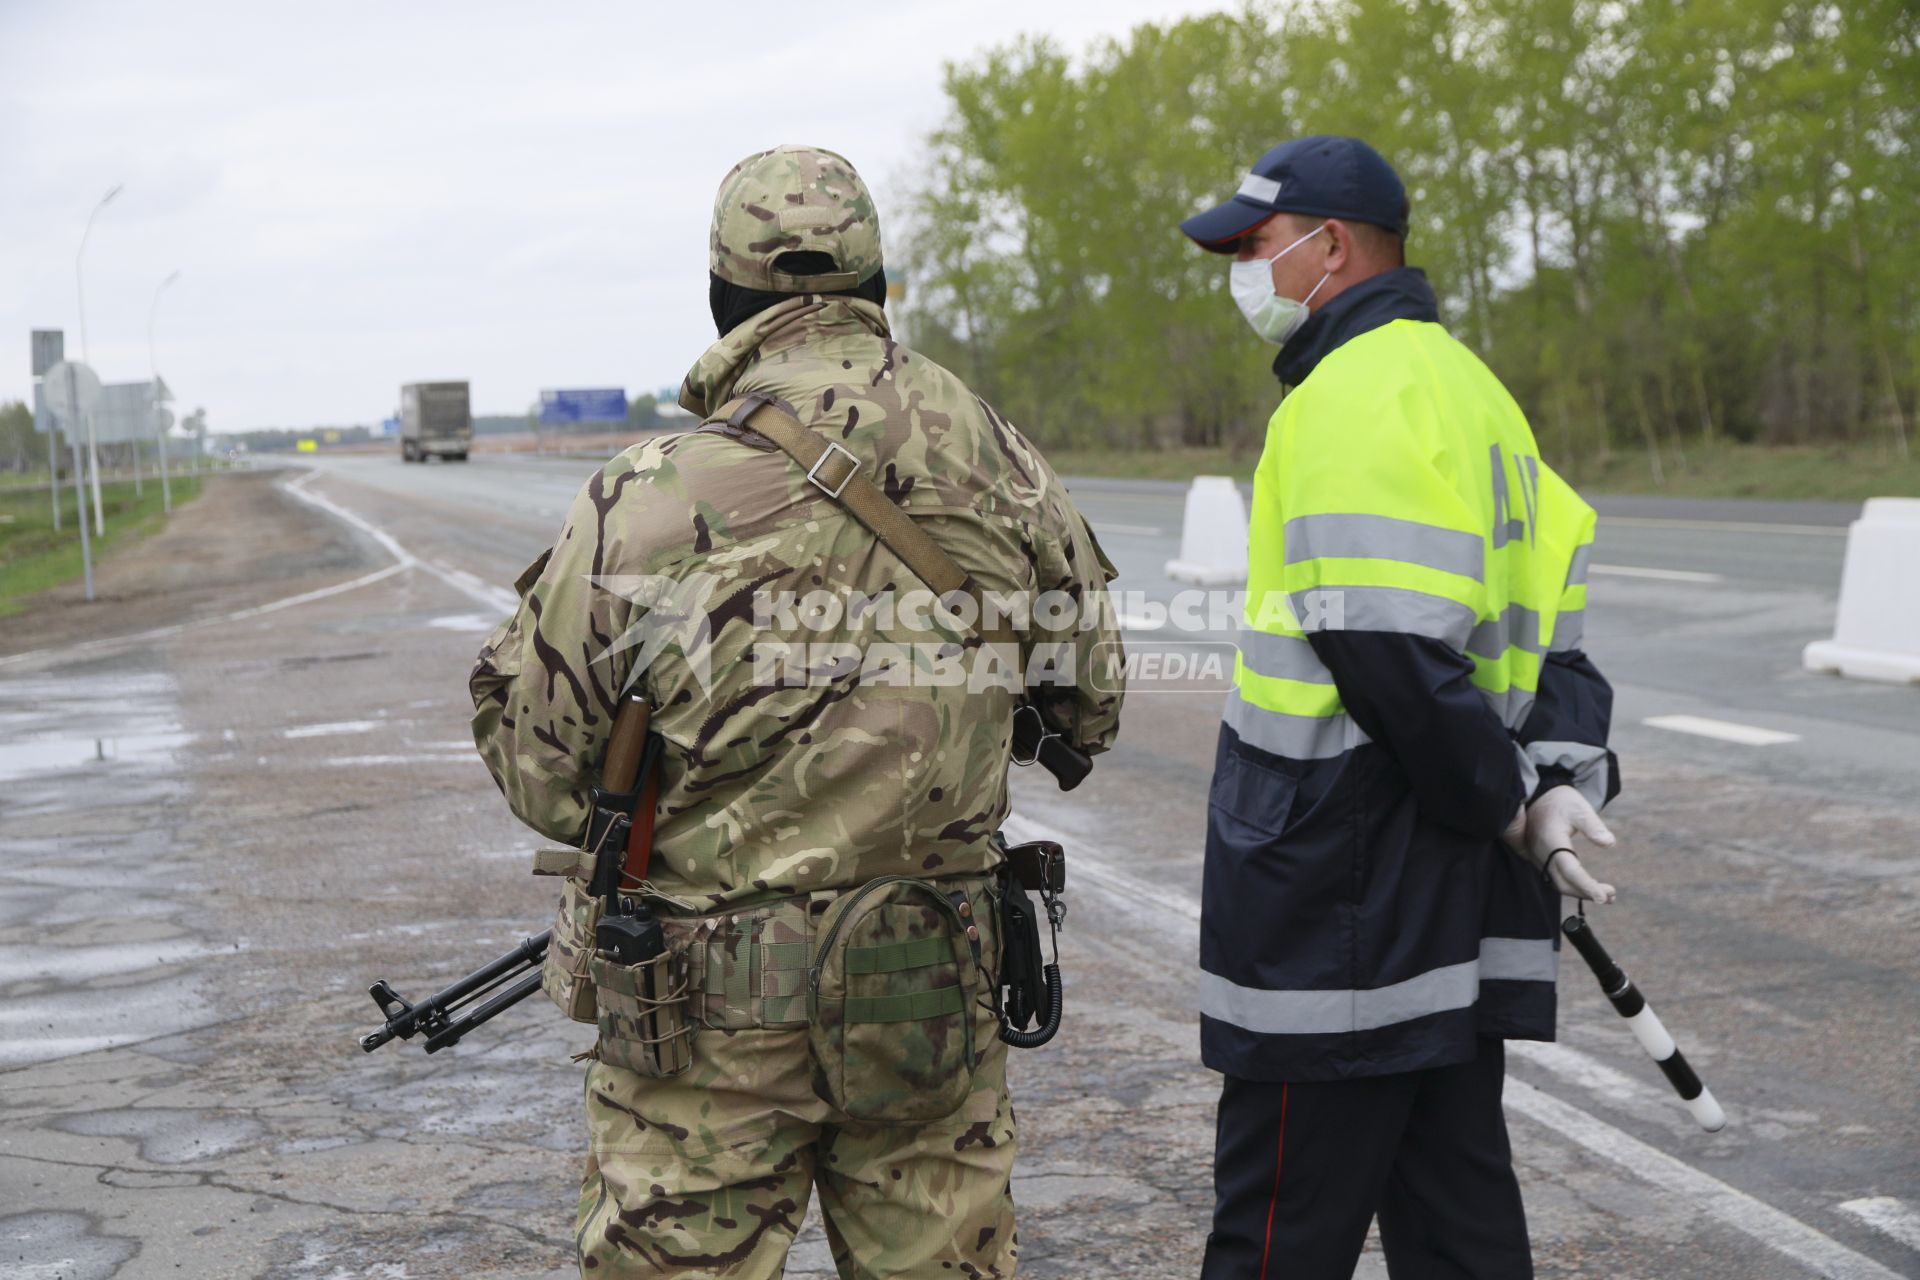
top-left (1803, 496), bottom-right (1920, 685)
top-left (1165, 475), bottom-right (1249, 585)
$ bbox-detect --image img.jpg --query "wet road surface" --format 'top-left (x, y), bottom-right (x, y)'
top-left (0, 456), bottom-right (1915, 1279)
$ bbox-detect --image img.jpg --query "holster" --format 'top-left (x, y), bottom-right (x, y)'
top-left (996, 876), bottom-right (1049, 1032)
top-left (997, 839), bottom-right (1064, 1034)
top-left (531, 788), bottom-right (641, 1024)
top-left (583, 787), bottom-right (638, 898)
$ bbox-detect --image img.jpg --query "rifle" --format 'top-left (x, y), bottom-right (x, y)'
top-left (359, 696), bottom-right (1089, 1054)
top-left (358, 695), bottom-right (655, 1055)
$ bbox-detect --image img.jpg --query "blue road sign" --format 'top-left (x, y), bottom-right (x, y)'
top-left (539, 388), bottom-right (628, 425)
top-left (382, 416), bottom-right (401, 437)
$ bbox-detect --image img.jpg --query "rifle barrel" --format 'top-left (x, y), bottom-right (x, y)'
top-left (423, 931), bottom-right (548, 1011)
top-left (424, 971), bottom-right (545, 1053)
top-left (359, 931), bottom-right (551, 1053)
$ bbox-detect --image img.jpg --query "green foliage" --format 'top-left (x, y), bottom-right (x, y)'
top-left (0, 473), bottom-right (206, 616)
top-left (903, 0), bottom-right (1919, 475)
top-left (0, 400), bottom-right (41, 473)
top-left (627, 393), bottom-right (663, 430)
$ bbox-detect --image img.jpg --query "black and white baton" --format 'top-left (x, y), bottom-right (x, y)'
top-left (1562, 912), bottom-right (1727, 1132)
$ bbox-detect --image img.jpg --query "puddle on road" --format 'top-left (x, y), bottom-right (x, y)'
top-left (280, 719), bottom-right (384, 739)
top-left (0, 938), bottom-right (215, 985)
top-left (54, 1107), bottom-right (269, 1164)
top-left (0, 671), bottom-right (194, 786)
top-left (320, 752), bottom-right (474, 767)
top-left (0, 1211), bottom-right (139, 1280)
top-left (0, 666), bottom-right (220, 1069)
top-left (0, 729), bottom-right (195, 783)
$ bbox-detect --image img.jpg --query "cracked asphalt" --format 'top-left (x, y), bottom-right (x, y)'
top-left (1, 458), bottom-right (1916, 1279)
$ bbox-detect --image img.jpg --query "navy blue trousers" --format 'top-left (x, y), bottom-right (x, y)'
top-left (1201, 1038), bottom-right (1532, 1280)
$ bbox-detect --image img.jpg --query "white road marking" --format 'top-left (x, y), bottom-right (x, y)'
top-left (1094, 522), bottom-right (1165, 537)
top-left (1644, 714), bottom-right (1801, 746)
top-left (0, 559), bottom-right (408, 673)
top-left (0, 471), bottom-right (517, 674)
top-left (1002, 810), bottom-right (1901, 1280)
top-left (284, 473), bottom-right (518, 614)
top-left (1600, 515), bottom-right (1849, 538)
top-left (1506, 1039), bottom-right (1667, 1110)
top-left (427, 558), bottom-right (520, 614)
top-left (1505, 1083), bottom-right (1901, 1279)
top-left (1590, 563), bottom-right (1726, 583)
top-left (1838, 1199), bottom-right (1920, 1254)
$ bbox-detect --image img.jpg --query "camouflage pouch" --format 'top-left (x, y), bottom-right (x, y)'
top-left (807, 876), bottom-right (984, 1124)
top-left (588, 941), bottom-right (694, 1077)
top-left (540, 875), bottom-right (604, 1023)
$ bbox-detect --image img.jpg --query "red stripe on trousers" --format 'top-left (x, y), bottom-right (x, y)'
top-left (1258, 1083), bottom-right (1289, 1280)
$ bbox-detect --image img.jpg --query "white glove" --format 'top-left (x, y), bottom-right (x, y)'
top-left (1510, 785), bottom-right (1617, 904)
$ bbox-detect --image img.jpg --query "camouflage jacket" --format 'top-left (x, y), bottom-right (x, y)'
top-left (470, 296), bottom-right (1124, 910)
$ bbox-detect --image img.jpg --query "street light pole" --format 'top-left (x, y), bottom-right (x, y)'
top-left (77, 182), bottom-right (124, 538)
top-left (44, 381), bottom-right (61, 532)
top-left (149, 269), bottom-right (181, 513)
top-left (65, 362), bottom-right (96, 602)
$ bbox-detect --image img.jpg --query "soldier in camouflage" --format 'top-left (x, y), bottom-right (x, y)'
top-left (470, 144), bottom-right (1125, 1278)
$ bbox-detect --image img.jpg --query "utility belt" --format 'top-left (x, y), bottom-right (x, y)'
top-left (668, 875), bottom-right (999, 1032)
top-left (537, 839), bottom-right (1060, 1124)
top-left (535, 848), bottom-right (998, 1028)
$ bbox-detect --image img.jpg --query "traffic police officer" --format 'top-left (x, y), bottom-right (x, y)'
top-left (471, 145), bottom-right (1124, 1278)
top-left (1180, 136), bottom-right (1622, 1277)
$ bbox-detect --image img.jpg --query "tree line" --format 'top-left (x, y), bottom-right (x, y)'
top-left (900, 0), bottom-right (1916, 473)
top-left (0, 399), bottom-right (207, 473)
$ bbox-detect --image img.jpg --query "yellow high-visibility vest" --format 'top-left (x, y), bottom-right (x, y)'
top-left (1229, 318), bottom-right (1595, 761)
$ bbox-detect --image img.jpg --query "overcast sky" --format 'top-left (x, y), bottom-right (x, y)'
top-left (2, 2), bottom-right (1230, 432)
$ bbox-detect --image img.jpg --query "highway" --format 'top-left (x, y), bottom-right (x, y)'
top-left (1, 448), bottom-right (1915, 1279)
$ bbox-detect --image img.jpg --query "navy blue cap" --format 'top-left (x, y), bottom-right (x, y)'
top-left (1180, 135), bottom-right (1410, 252)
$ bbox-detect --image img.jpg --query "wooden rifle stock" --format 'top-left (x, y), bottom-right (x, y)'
top-left (599, 694), bottom-right (661, 894)
top-left (602, 695), bottom-right (652, 793)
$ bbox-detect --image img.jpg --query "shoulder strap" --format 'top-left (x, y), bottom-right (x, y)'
top-left (711, 394), bottom-right (1016, 646)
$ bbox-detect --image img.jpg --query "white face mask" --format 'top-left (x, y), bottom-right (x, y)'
top-left (1229, 222), bottom-right (1332, 344)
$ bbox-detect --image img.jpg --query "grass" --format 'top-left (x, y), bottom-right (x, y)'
top-left (1049, 445), bottom-right (1259, 484)
top-left (1046, 440), bottom-right (1918, 502)
top-left (1563, 441), bottom-right (1919, 502)
top-left (0, 470), bottom-right (57, 491)
top-left (0, 473), bottom-right (206, 616)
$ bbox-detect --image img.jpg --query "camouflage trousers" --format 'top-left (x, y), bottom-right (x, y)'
top-left (575, 995), bottom-right (1018, 1279)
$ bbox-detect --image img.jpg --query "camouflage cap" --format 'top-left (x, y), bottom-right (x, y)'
top-left (709, 145), bottom-right (883, 292)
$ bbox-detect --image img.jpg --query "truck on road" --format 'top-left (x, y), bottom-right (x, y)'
top-left (400, 381), bottom-right (471, 462)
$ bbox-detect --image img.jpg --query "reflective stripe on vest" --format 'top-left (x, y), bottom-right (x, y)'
top-left (1523, 739), bottom-right (1612, 812)
top-left (1199, 936), bottom-right (1557, 1036)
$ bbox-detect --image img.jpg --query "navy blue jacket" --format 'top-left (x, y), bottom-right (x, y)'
top-left (1201, 269), bottom-right (1620, 1082)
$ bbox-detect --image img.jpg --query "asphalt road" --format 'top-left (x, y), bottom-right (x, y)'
top-left (1, 450), bottom-right (1915, 1280)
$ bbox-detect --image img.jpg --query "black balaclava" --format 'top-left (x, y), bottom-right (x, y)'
top-left (709, 251), bottom-right (890, 337)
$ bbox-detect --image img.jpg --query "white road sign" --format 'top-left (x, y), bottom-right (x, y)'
top-left (40, 360), bottom-right (103, 436)
top-left (97, 381), bottom-right (163, 444)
